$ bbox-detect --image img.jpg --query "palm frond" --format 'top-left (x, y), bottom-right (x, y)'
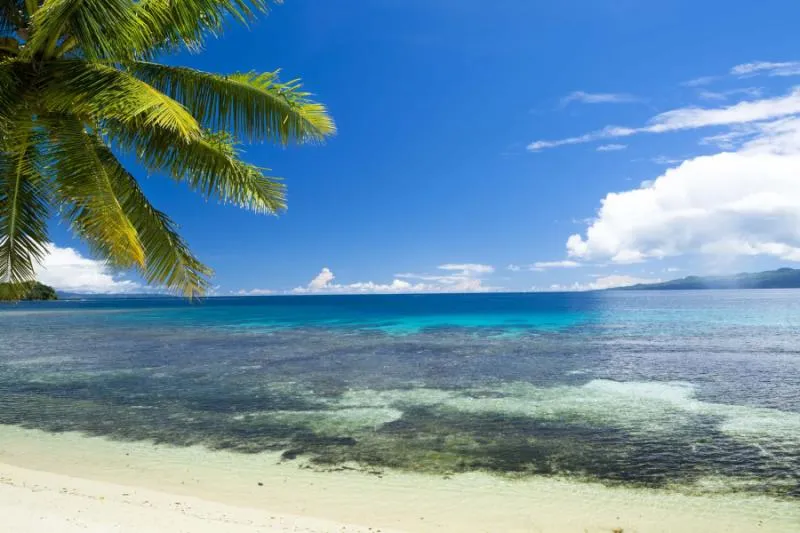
top-left (127, 62), bottom-right (335, 143)
top-left (0, 58), bottom-right (25, 123)
top-left (98, 146), bottom-right (212, 297)
top-left (45, 116), bottom-right (145, 268)
top-left (0, 119), bottom-right (49, 288)
top-left (110, 121), bottom-right (285, 214)
top-left (130, 0), bottom-right (276, 55)
top-left (0, 1), bottom-right (25, 36)
top-left (25, 0), bottom-right (151, 60)
top-left (0, 36), bottom-right (19, 56)
top-left (0, 62), bottom-right (16, 129)
top-left (38, 60), bottom-right (200, 140)
top-left (0, 1), bottom-right (333, 298)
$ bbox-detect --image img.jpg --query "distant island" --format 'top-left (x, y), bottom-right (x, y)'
top-left (0, 281), bottom-right (58, 301)
top-left (618, 268), bottom-right (800, 290)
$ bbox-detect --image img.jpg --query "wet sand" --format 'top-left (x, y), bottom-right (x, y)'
top-left (1, 425), bottom-right (797, 532)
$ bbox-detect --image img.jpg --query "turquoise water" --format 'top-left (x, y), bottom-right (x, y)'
top-left (2, 290), bottom-right (799, 497)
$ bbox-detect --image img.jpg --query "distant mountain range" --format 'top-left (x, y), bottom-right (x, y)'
top-left (618, 268), bottom-right (800, 290)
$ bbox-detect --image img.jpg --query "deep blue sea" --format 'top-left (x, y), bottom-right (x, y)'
top-left (2, 290), bottom-right (799, 497)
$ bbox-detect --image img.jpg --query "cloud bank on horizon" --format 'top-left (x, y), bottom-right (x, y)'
top-left (288, 264), bottom-right (497, 295)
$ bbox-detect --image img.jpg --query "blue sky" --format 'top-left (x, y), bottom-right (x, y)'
top-left (40, 0), bottom-right (800, 294)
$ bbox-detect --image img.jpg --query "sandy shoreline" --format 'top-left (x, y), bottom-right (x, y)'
top-left (1, 425), bottom-right (798, 532)
top-left (0, 463), bottom-right (403, 533)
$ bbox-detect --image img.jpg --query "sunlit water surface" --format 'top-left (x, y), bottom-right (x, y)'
top-left (2, 291), bottom-right (799, 498)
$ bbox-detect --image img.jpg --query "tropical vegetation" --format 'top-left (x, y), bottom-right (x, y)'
top-left (0, 280), bottom-right (56, 300)
top-left (0, 0), bottom-right (335, 298)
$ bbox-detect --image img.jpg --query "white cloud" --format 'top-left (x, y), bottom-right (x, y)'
top-left (541, 275), bottom-right (659, 292)
top-left (234, 288), bottom-right (276, 296)
top-left (532, 260), bottom-right (580, 270)
top-left (507, 260), bottom-right (583, 272)
top-left (697, 87), bottom-right (762, 101)
top-left (566, 116), bottom-right (800, 264)
top-left (648, 88), bottom-right (800, 131)
top-left (697, 90), bottom-right (727, 101)
top-left (596, 144), bottom-right (627, 152)
top-left (699, 127), bottom-right (759, 150)
top-left (731, 61), bottom-right (800, 78)
top-left (292, 277), bottom-right (423, 295)
top-left (560, 91), bottom-right (639, 106)
top-left (651, 156), bottom-right (685, 165)
top-left (292, 264), bottom-right (497, 295)
top-left (34, 244), bottom-right (141, 294)
top-left (528, 87), bottom-right (800, 151)
top-left (437, 263), bottom-right (494, 274)
top-left (681, 76), bottom-right (717, 87)
top-left (308, 267), bottom-right (335, 290)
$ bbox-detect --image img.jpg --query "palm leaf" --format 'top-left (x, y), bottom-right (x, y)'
top-left (127, 61), bottom-right (335, 143)
top-left (0, 1), bottom-right (25, 36)
top-left (130, 0), bottom-right (275, 55)
top-left (0, 36), bottom-right (20, 56)
top-left (0, 58), bottom-right (25, 125)
top-left (0, 1), bottom-right (332, 298)
top-left (109, 121), bottom-right (285, 214)
top-left (38, 60), bottom-right (200, 140)
top-left (99, 146), bottom-right (213, 297)
top-left (45, 116), bottom-right (145, 268)
top-left (0, 119), bottom-right (49, 289)
top-left (25, 0), bottom-right (150, 60)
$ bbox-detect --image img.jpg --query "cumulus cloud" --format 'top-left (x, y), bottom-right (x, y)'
top-left (34, 244), bottom-right (141, 293)
top-left (566, 116), bottom-right (800, 264)
top-left (541, 275), bottom-right (659, 292)
top-left (308, 267), bottom-right (335, 290)
top-left (528, 87), bottom-right (800, 152)
top-left (731, 61), bottom-right (800, 78)
top-left (596, 144), bottom-right (627, 152)
top-left (292, 264), bottom-right (497, 294)
top-left (560, 91), bottom-right (640, 107)
top-left (292, 274), bottom-right (420, 295)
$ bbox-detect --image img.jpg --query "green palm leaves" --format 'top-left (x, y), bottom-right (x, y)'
top-left (0, 122), bottom-right (49, 289)
top-left (0, 0), bottom-right (334, 297)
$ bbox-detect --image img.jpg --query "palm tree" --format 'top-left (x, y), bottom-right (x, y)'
top-left (0, 0), bottom-right (334, 297)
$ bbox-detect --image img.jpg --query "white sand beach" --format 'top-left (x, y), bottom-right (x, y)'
top-left (1, 425), bottom-right (798, 533)
top-left (1, 463), bottom-right (401, 533)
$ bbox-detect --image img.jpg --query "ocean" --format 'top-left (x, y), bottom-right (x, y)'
top-left (2, 290), bottom-right (799, 499)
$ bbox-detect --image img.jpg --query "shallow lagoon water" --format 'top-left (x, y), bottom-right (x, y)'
top-left (2, 290), bottom-right (799, 499)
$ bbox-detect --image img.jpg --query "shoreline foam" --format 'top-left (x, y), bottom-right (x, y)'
top-left (1, 425), bottom-right (798, 532)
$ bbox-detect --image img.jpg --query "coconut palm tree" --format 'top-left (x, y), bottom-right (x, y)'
top-left (0, 0), bottom-right (334, 297)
